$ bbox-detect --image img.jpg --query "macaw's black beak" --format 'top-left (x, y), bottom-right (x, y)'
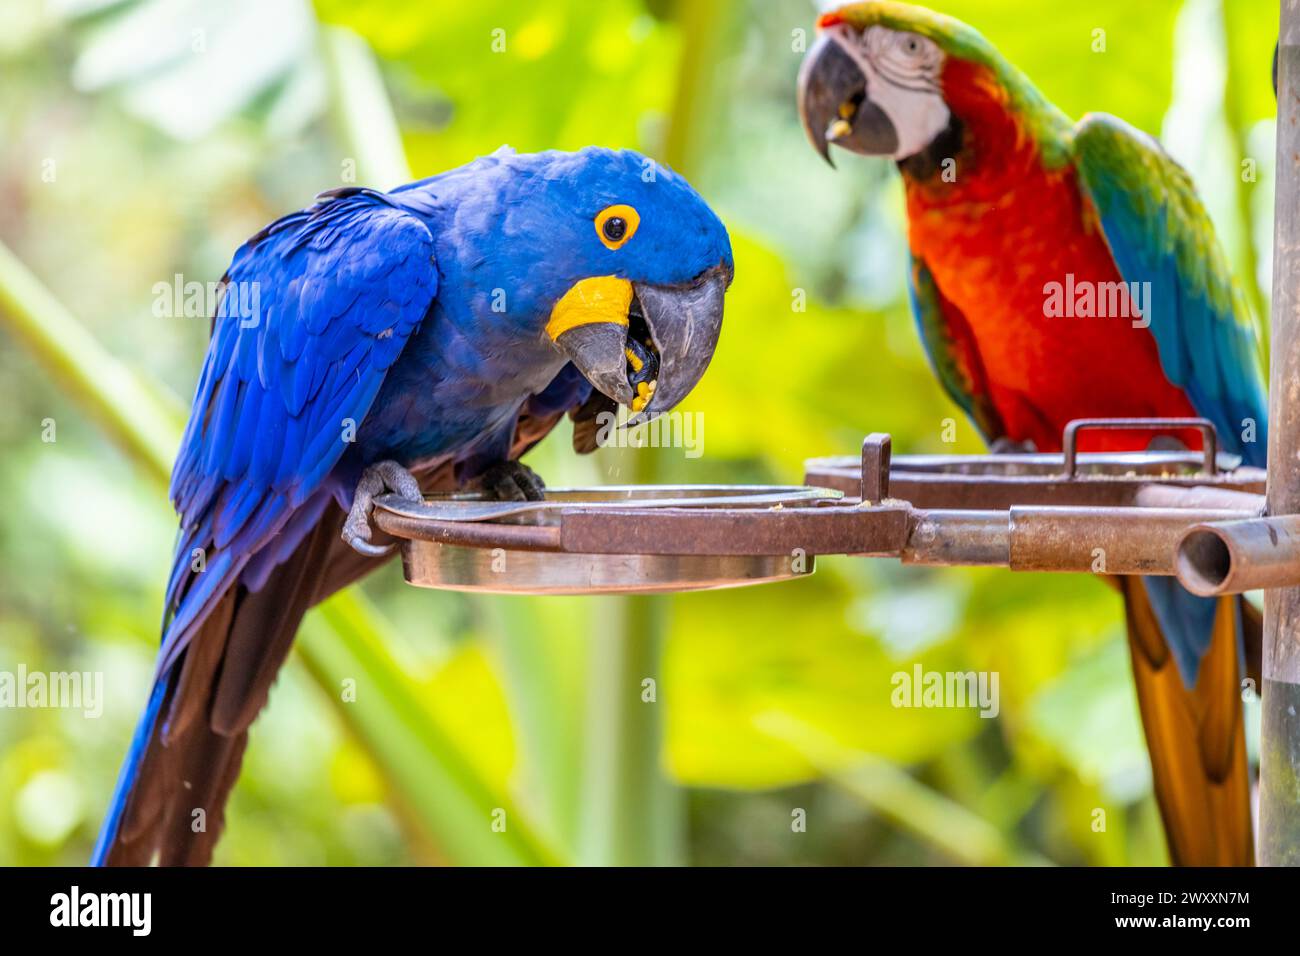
top-left (548, 264), bottom-right (730, 424)
top-left (797, 33), bottom-right (898, 166)
top-left (626, 263), bottom-right (731, 426)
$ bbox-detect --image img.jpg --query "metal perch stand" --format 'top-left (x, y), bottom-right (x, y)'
top-left (1258, 0), bottom-right (1300, 869)
top-left (374, 423), bottom-right (1268, 592)
top-left (373, 417), bottom-right (1292, 861)
top-left (371, 5), bottom-right (1300, 865)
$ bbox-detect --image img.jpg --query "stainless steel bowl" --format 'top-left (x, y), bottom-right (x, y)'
top-left (373, 484), bottom-right (841, 595)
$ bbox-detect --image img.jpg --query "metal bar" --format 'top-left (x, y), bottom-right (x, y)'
top-left (1134, 483), bottom-right (1267, 513)
top-left (374, 511), bottom-right (562, 551)
top-left (886, 473), bottom-right (1264, 511)
top-left (1261, 2), bottom-right (1300, 867)
top-left (901, 510), bottom-right (1009, 566)
top-left (382, 493), bottom-right (1258, 574)
top-left (557, 504), bottom-right (910, 556)
top-left (812, 448), bottom-right (1254, 476)
top-left (1174, 516), bottom-right (1300, 597)
top-left (1007, 507), bottom-right (1248, 575)
top-left (561, 503), bottom-right (1256, 572)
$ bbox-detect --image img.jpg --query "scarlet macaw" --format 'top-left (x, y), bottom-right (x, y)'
top-left (797, 1), bottom-right (1265, 865)
top-left (94, 147), bottom-right (733, 864)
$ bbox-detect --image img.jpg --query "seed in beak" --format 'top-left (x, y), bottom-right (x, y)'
top-left (631, 379), bottom-right (657, 413)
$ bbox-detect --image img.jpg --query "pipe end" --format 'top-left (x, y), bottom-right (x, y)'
top-left (1176, 528), bottom-right (1233, 597)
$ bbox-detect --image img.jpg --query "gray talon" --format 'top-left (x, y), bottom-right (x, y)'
top-left (342, 459), bottom-right (422, 556)
top-left (479, 461), bottom-right (546, 502)
top-left (344, 535), bottom-right (393, 558)
top-left (989, 437), bottom-right (1037, 455)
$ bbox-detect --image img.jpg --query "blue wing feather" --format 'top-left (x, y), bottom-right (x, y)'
top-left (161, 188), bottom-right (438, 670)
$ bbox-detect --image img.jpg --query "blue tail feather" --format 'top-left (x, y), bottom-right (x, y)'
top-left (91, 669), bottom-right (171, 866)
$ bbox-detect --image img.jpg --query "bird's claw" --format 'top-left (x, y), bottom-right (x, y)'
top-left (989, 437), bottom-right (1037, 455)
top-left (341, 460), bottom-right (422, 556)
top-left (478, 460), bottom-right (547, 502)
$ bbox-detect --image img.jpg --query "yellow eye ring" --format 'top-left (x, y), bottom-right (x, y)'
top-left (595, 204), bottom-right (640, 250)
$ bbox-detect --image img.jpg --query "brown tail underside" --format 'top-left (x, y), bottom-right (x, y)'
top-left (1117, 578), bottom-right (1254, 866)
top-left (106, 511), bottom-right (343, 865)
top-left (106, 485), bottom-right (454, 865)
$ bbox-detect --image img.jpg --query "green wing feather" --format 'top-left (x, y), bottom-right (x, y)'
top-left (907, 255), bottom-right (1006, 442)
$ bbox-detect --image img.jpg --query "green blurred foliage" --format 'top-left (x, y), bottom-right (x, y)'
top-left (0, 0), bottom-right (1278, 865)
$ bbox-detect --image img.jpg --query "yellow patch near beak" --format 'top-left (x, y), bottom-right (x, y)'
top-left (545, 276), bottom-right (632, 341)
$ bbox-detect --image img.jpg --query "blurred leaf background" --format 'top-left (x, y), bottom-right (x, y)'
top-left (0, 0), bottom-right (1278, 865)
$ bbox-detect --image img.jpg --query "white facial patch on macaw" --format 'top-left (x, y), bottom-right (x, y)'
top-left (826, 24), bottom-right (951, 160)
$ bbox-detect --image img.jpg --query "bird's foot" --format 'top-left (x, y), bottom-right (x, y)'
top-left (989, 437), bottom-right (1038, 455)
top-left (342, 460), bottom-right (422, 557)
top-left (478, 460), bottom-right (547, 502)
top-left (1146, 435), bottom-right (1188, 453)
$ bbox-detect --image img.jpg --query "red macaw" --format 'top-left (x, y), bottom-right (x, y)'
top-left (798, 1), bottom-right (1267, 865)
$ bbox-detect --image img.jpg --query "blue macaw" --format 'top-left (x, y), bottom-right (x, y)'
top-left (94, 147), bottom-right (733, 865)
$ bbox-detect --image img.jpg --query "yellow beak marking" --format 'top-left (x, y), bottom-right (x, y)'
top-left (545, 276), bottom-right (632, 341)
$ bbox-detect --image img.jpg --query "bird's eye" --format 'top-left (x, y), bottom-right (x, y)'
top-left (894, 33), bottom-right (926, 58)
top-left (595, 204), bottom-right (640, 250)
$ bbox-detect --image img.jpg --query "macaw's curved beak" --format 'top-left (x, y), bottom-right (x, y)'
top-left (797, 33), bottom-right (899, 166)
top-left (548, 265), bottom-right (731, 426)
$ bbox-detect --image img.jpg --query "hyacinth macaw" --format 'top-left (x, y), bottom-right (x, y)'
top-left (798, 2), bottom-right (1266, 865)
top-left (93, 147), bottom-right (733, 865)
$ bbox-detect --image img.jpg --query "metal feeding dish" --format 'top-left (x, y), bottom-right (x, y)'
top-left (372, 485), bottom-right (843, 595)
top-left (805, 419), bottom-right (1266, 510)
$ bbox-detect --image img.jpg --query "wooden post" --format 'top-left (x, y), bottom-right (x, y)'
top-left (1260, 0), bottom-right (1300, 867)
